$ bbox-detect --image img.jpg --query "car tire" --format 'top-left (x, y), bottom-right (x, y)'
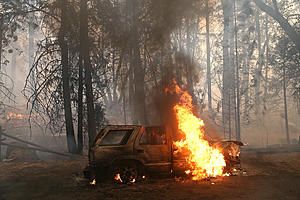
top-left (109, 160), bottom-right (145, 184)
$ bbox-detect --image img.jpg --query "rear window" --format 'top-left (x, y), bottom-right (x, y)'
top-left (99, 129), bottom-right (133, 146)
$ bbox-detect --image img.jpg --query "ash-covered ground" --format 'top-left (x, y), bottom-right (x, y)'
top-left (0, 151), bottom-right (299, 200)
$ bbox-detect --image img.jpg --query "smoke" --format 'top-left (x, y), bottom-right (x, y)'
top-left (97, 0), bottom-right (212, 131)
top-left (101, 0), bottom-right (207, 49)
top-left (147, 0), bottom-right (206, 46)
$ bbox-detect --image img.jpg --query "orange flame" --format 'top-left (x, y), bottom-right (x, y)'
top-left (90, 179), bottom-right (96, 185)
top-left (6, 113), bottom-right (25, 120)
top-left (167, 82), bottom-right (226, 180)
top-left (130, 178), bottom-right (136, 183)
top-left (114, 174), bottom-right (123, 183)
top-left (6, 113), bottom-right (39, 121)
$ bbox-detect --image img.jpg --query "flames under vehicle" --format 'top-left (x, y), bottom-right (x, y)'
top-left (84, 125), bottom-right (243, 183)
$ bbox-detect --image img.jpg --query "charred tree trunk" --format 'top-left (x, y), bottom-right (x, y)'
top-left (80, 0), bottom-right (97, 147)
top-left (174, 31), bottom-right (183, 86)
top-left (229, 6), bottom-right (235, 140)
top-left (233, 0), bottom-right (240, 141)
top-left (206, 0), bottom-right (212, 111)
top-left (131, 0), bottom-right (147, 125)
top-left (255, 8), bottom-right (263, 117)
top-left (29, 0), bottom-right (36, 86)
top-left (186, 17), bottom-right (194, 96)
top-left (58, 0), bottom-right (77, 153)
top-left (0, 17), bottom-right (2, 160)
top-left (11, 48), bottom-right (16, 81)
top-left (242, 36), bottom-right (255, 124)
top-left (77, 56), bottom-right (83, 153)
top-left (221, 0), bottom-right (233, 139)
top-left (77, 0), bottom-right (87, 155)
top-left (129, 65), bottom-right (135, 123)
top-left (263, 16), bottom-right (270, 146)
top-left (0, 15), bottom-right (2, 72)
top-left (263, 16), bottom-right (269, 113)
top-left (283, 66), bottom-right (290, 144)
top-left (0, 126), bottom-right (2, 161)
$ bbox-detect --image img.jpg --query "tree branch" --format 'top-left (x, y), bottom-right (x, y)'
top-left (253, 0), bottom-right (300, 53)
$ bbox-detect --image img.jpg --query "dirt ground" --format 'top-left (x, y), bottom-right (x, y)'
top-left (0, 151), bottom-right (299, 200)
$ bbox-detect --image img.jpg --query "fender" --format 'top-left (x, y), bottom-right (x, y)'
top-left (110, 154), bottom-right (146, 166)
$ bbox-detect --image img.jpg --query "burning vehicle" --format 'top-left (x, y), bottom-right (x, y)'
top-left (84, 83), bottom-right (243, 183)
top-left (84, 125), bottom-right (243, 183)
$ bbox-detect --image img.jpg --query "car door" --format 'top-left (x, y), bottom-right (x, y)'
top-left (91, 126), bottom-right (138, 166)
top-left (134, 126), bottom-right (171, 173)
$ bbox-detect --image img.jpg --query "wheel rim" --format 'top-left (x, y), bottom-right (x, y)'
top-left (120, 166), bottom-right (138, 183)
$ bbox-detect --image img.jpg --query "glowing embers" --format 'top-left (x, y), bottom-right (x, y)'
top-left (89, 178), bottom-right (96, 186)
top-left (114, 173), bottom-right (143, 183)
top-left (6, 112), bottom-right (25, 120)
top-left (6, 112), bottom-right (38, 120)
top-left (167, 82), bottom-right (226, 180)
top-left (114, 173), bottom-right (123, 183)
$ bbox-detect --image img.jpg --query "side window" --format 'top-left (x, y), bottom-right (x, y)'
top-left (140, 127), bottom-right (167, 145)
top-left (99, 129), bottom-right (133, 146)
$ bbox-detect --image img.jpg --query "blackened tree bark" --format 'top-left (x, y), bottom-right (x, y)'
top-left (205, 0), bottom-right (212, 111)
top-left (233, 0), bottom-right (240, 141)
top-left (11, 47), bottom-right (16, 81)
top-left (80, 0), bottom-right (97, 147)
top-left (263, 16), bottom-right (269, 113)
top-left (0, 16), bottom-right (2, 161)
top-left (255, 8), bottom-right (263, 117)
top-left (221, 0), bottom-right (233, 139)
top-left (283, 66), bottom-right (290, 144)
top-left (131, 0), bottom-right (147, 125)
top-left (77, 55), bottom-right (83, 153)
top-left (58, 0), bottom-right (77, 153)
top-left (186, 17), bottom-right (194, 96)
top-left (0, 15), bottom-right (3, 72)
top-left (29, 0), bottom-right (36, 86)
top-left (77, 0), bottom-right (87, 154)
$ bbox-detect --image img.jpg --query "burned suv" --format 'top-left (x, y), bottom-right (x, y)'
top-left (84, 125), bottom-right (242, 183)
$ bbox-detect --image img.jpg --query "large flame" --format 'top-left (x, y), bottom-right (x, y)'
top-left (167, 83), bottom-right (226, 180)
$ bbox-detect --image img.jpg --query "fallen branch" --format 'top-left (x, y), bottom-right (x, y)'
top-left (1, 132), bottom-right (78, 158)
top-left (0, 141), bottom-right (69, 157)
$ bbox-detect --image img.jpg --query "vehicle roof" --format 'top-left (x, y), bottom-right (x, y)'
top-left (104, 125), bottom-right (164, 128)
top-left (104, 125), bottom-right (142, 129)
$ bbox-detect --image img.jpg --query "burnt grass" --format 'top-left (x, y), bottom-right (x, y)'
top-left (0, 152), bottom-right (299, 200)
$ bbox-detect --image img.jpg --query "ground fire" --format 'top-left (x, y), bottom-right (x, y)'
top-left (6, 112), bottom-right (26, 120)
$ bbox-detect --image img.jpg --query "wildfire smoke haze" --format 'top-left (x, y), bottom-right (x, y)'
top-left (166, 81), bottom-right (226, 180)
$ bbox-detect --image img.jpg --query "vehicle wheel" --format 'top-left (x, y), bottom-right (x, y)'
top-left (110, 161), bottom-right (145, 184)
